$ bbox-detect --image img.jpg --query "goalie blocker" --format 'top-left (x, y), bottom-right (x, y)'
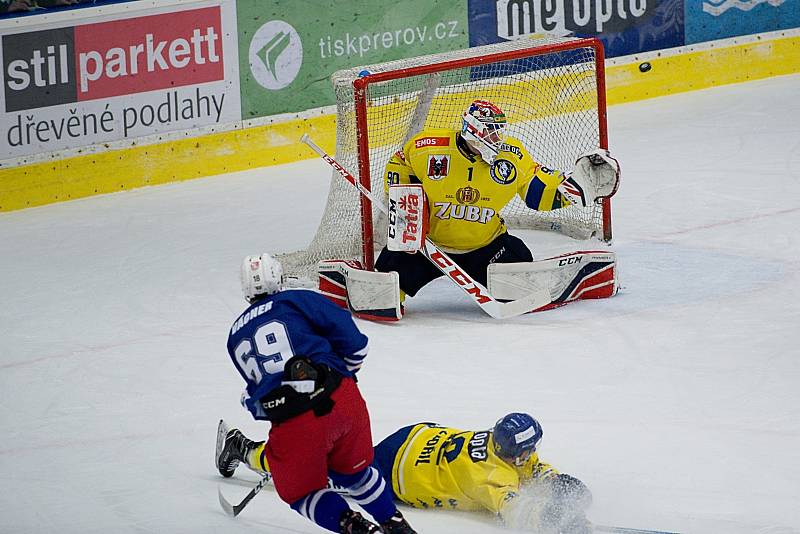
top-left (488, 251), bottom-right (618, 312)
top-left (387, 183), bottom-right (429, 252)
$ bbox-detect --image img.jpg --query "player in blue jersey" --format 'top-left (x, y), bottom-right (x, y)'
top-left (216, 253), bottom-right (416, 534)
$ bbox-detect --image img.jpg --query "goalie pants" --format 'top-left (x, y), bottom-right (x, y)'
top-left (265, 377), bottom-right (375, 504)
top-left (374, 232), bottom-right (533, 296)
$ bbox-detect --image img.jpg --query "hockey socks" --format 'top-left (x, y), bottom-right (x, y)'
top-left (330, 465), bottom-right (397, 524)
top-left (249, 442), bottom-right (269, 474)
top-left (291, 488), bottom-right (351, 532)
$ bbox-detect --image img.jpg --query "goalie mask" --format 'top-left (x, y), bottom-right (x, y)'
top-left (461, 99), bottom-right (507, 164)
top-left (493, 412), bottom-right (543, 467)
top-left (241, 253), bottom-right (284, 303)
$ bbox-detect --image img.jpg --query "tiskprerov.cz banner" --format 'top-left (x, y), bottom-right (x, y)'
top-left (236, 0), bottom-right (468, 119)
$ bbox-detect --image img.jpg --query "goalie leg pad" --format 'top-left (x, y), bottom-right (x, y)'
top-left (487, 251), bottom-right (618, 312)
top-left (318, 260), bottom-right (402, 321)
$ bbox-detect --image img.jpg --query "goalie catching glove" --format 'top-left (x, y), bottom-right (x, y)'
top-left (558, 148), bottom-right (620, 208)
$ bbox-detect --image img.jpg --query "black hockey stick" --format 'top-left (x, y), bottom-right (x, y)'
top-left (218, 472), bottom-right (272, 517)
top-left (301, 134), bottom-right (551, 319)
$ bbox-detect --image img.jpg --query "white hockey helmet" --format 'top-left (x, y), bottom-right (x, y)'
top-left (461, 99), bottom-right (507, 164)
top-left (241, 253), bottom-right (283, 303)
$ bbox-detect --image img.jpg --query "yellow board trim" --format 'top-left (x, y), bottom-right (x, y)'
top-left (1, 34), bottom-right (798, 212)
top-left (607, 34), bottom-right (800, 104)
top-left (0, 115), bottom-right (336, 212)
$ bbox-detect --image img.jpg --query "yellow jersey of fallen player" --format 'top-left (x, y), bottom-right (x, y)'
top-left (385, 129), bottom-right (570, 251)
top-left (387, 423), bottom-right (558, 515)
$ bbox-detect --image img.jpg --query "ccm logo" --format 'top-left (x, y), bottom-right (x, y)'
top-left (387, 198), bottom-right (398, 239)
top-left (263, 397), bottom-right (286, 409)
top-left (429, 251), bottom-right (491, 304)
top-left (415, 136), bottom-right (449, 148)
top-left (558, 256), bottom-right (582, 266)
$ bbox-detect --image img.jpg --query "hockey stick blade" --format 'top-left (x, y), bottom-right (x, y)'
top-left (419, 240), bottom-right (549, 319)
top-left (594, 525), bottom-right (681, 534)
top-left (301, 134), bottom-right (551, 319)
top-left (218, 474), bottom-right (271, 518)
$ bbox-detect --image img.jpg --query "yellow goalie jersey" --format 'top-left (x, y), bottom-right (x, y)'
top-left (387, 423), bottom-right (558, 515)
top-left (385, 129), bottom-right (570, 251)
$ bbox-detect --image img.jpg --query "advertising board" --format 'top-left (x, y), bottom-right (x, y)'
top-left (685, 0), bottom-right (800, 43)
top-left (467, 0), bottom-right (685, 57)
top-left (236, 0), bottom-right (468, 119)
top-left (0, 1), bottom-right (240, 160)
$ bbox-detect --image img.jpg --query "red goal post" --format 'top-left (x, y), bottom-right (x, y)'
top-left (281, 36), bottom-right (611, 282)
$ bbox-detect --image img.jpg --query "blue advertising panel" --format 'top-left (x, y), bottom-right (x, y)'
top-left (685, 0), bottom-right (800, 44)
top-left (468, 0), bottom-right (685, 58)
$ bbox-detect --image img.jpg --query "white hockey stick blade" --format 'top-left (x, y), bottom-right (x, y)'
top-left (301, 134), bottom-right (551, 319)
top-left (218, 486), bottom-right (237, 517)
top-left (218, 474), bottom-right (272, 517)
top-left (419, 240), bottom-right (550, 319)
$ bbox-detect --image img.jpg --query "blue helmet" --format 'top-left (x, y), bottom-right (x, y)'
top-left (492, 413), bottom-right (543, 464)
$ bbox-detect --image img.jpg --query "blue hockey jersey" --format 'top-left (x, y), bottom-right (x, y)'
top-left (226, 289), bottom-right (369, 420)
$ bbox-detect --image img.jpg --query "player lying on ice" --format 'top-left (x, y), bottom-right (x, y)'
top-left (318, 99), bottom-right (621, 320)
top-left (217, 412), bottom-right (592, 533)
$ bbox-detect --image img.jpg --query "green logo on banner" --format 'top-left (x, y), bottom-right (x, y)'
top-left (249, 20), bottom-right (302, 90)
top-left (236, 1), bottom-right (468, 119)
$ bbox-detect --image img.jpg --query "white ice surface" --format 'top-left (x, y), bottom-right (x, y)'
top-left (1, 74), bottom-right (799, 534)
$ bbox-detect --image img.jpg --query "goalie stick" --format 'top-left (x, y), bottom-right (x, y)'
top-left (218, 472), bottom-right (271, 517)
top-left (300, 134), bottom-right (551, 319)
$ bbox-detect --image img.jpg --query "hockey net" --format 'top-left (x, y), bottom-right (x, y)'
top-left (280, 36), bottom-right (610, 283)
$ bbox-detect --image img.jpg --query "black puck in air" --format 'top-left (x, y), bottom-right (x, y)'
top-left (639, 62), bottom-right (652, 73)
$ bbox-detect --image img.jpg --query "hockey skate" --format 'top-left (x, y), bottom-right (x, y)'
top-left (380, 510), bottom-right (417, 533)
top-left (215, 419), bottom-right (263, 478)
top-left (339, 509), bottom-right (381, 533)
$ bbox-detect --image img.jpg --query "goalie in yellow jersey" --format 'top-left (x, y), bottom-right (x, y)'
top-left (372, 99), bottom-right (619, 311)
top-left (318, 99), bottom-right (620, 320)
top-left (217, 413), bottom-right (592, 533)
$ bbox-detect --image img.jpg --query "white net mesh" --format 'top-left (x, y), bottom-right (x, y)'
top-left (281, 37), bottom-right (608, 282)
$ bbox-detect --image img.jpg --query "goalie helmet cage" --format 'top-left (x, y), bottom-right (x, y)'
top-left (280, 36), bottom-right (610, 282)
